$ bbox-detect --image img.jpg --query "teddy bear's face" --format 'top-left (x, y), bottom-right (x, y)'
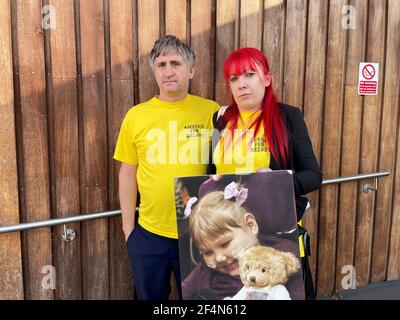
top-left (238, 246), bottom-right (301, 288)
top-left (239, 258), bottom-right (273, 287)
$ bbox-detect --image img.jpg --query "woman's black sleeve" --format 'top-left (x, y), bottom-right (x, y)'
top-left (290, 108), bottom-right (323, 196)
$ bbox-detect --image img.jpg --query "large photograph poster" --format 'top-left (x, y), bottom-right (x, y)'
top-left (174, 171), bottom-right (305, 300)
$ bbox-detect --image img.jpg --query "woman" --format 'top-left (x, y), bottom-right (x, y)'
top-left (209, 47), bottom-right (323, 299)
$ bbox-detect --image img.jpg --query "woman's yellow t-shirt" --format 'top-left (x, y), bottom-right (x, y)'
top-left (214, 110), bottom-right (270, 174)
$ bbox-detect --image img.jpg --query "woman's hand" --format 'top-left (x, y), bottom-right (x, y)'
top-left (211, 175), bottom-right (223, 181)
top-left (256, 167), bottom-right (273, 173)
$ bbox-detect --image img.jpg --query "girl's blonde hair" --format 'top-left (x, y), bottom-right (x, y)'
top-left (189, 191), bottom-right (248, 248)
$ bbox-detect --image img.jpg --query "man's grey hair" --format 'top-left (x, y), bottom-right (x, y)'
top-left (148, 35), bottom-right (195, 70)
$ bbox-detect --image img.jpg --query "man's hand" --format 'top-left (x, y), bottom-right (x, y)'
top-left (124, 227), bottom-right (134, 242)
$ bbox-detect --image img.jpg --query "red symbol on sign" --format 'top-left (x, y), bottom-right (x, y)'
top-left (362, 64), bottom-right (375, 80)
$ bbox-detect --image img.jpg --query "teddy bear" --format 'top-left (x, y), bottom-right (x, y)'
top-left (225, 245), bottom-right (301, 300)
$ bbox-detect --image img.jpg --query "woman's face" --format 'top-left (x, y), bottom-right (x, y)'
top-left (198, 214), bottom-right (259, 276)
top-left (229, 65), bottom-right (271, 113)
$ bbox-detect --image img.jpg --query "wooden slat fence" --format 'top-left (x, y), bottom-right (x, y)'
top-left (0, 0), bottom-right (399, 299)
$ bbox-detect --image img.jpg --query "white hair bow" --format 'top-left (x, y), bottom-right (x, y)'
top-left (224, 182), bottom-right (248, 206)
top-left (184, 197), bottom-right (198, 218)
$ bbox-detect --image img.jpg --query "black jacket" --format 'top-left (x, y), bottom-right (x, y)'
top-left (208, 103), bottom-right (323, 220)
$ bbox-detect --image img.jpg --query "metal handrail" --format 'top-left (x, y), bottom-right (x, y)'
top-left (321, 171), bottom-right (389, 185)
top-left (0, 210), bottom-right (124, 234)
top-left (0, 171), bottom-right (390, 235)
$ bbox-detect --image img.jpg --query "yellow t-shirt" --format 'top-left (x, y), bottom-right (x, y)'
top-left (114, 94), bottom-right (219, 238)
top-left (214, 110), bottom-right (270, 174)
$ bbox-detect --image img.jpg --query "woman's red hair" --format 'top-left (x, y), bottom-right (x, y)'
top-left (223, 47), bottom-right (288, 167)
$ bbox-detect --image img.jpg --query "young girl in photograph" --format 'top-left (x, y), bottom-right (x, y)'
top-left (182, 181), bottom-right (302, 300)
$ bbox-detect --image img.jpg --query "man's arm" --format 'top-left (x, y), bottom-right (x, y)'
top-left (119, 162), bottom-right (138, 241)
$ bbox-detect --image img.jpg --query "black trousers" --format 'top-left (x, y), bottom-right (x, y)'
top-left (126, 223), bottom-right (182, 300)
top-left (301, 254), bottom-right (316, 300)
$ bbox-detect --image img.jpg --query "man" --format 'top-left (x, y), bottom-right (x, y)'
top-left (113, 35), bottom-right (219, 300)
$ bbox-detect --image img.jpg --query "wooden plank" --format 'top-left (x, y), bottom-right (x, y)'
top-left (371, 0), bottom-right (399, 283)
top-left (109, 82), bottom-right (135, 300)
top-left (0, 0), bottom-right (24, 300)
top-left (334, 0), bottom-right (367, 292)
top-left (263, 0), bottom-right (285, 100)
top-left (239, 0), bottom-right (263, 49)
top-left (165, 0), bottom-right (187, 42)
top-left (190, 0), bottom-right (214, 99)
top-left (79, 0), bottom-right (109, 299)
top-left (387, 0), bottom-right (400, 282)
top-left (48, 0), bottom-right (81, 300)
top-left (317, 0), bottom-right (347, 296)
top-left (282, 0), bottom-right (307, 109)
top-left (215, 0), bottom-right (238, 105)
top-left (15, 0), bottom-right (53, 300)
top-left (108, 0), bottom-right (135, 300)
top-left (355, 0), bottom-right (386, 286)
top-left (109, 0), bottom-right (134, 80)
top-left (301, 0), bottom-right (328, 285)
top-left (52, 82), bottom-right (81, 299)
top-left (137, 0), bottom-right (160, 102)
